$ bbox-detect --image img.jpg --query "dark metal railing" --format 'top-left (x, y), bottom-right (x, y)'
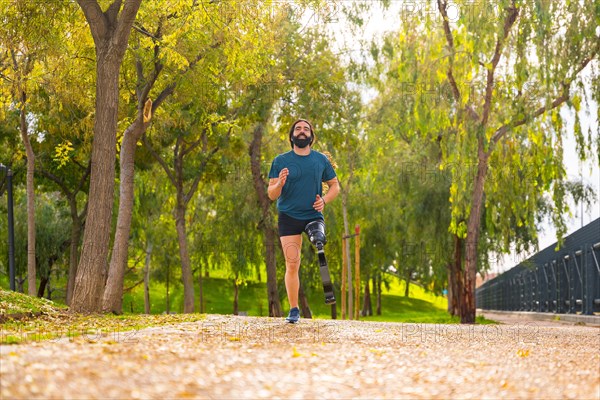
top-left (477, 218), bottom-right (600, 315)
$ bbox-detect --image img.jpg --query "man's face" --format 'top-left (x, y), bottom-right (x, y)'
top-left (293, 121), bottom-right (312, 139)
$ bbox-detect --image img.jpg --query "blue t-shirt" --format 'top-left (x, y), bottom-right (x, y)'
top-left (268, 150), bottom-right (337, 220)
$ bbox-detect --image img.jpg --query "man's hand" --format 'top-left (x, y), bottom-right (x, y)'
top-left (278, 168), bottom-right (289, 188)
top-left (313, 194), bottom-right (325, 212)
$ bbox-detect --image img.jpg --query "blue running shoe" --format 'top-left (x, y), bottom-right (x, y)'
top-left (286, 307), bottom-right (300, 323)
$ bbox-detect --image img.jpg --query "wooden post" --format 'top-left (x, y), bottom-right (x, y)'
top-left (341, 236), bottom-right (347, 320)
top-left (354, 225), bottom-right (360, 320)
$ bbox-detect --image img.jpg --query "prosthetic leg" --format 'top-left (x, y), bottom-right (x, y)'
top-left (305, 221), bottom-right (336, 305)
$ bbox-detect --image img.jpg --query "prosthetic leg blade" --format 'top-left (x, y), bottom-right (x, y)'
top-left (318, 250), bottom-right (336, 305)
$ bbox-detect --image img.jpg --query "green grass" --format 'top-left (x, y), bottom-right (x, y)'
top-left (120, 274), bottom-right (497, 324)
top-left (1, 270), bottom-right (495, 327)
top-left (0, 288), bottom-right (67, 316)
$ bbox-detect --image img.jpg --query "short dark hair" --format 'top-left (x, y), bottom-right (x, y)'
top-left (288, 119), bottom-right (315, 149)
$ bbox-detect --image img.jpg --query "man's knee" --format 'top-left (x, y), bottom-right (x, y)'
top-left (285, 261), bottom-right (300, 274)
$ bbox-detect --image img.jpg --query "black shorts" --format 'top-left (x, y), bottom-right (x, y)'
top-left (278, 212), bottom-right (324, 237)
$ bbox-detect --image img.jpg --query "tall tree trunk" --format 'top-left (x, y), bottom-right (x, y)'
top-left (19, 98), bottom-right (36, 297)
top-left (249, 121), bottom-right (282, 317)
top-left (175, 204), bottom-right (195, 313)
top-left (71, 0), bottom-right (142, 313)
top-left (102, 105), bottom-right (150, 313)
top-left (143, 241), bottom-right (152, 314)
top-left (298, 283), bottom-right (312, 319)
top-left (340, 184), bottom-right (353, 319)
top-left (462, 144), bottom-right (489, 323)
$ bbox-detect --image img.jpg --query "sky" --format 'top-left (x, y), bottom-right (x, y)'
top-left (309, 0), bottom-right (600, 272)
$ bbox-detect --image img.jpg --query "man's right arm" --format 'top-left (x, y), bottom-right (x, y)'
top-left (268, 178), bottom-right (282, 201)
top-left (268, 167), bottom-right (288, 200)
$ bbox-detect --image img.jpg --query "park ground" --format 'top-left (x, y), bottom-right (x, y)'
top-left (1, 313), bottom-right (599, 399)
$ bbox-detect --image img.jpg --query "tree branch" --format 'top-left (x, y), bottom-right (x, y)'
top-left (491, 40), bottom-right (599, 145)
top-left (132, 23), bottom-right (159, 40)
top-left (184, 146), bottom-right (219, 206)
top-left (437, 0), bottom-right (460, 102)
top-left (37, 168), bottom-right (73, 197)
top-left (152, 83), bottom-right (176, 110)
top-left (105, 0), bottom-right (123, 24)
top-left (76, 0), bottom-right (108, 42)
top-left (481, 0), bottom-right (518, 127)
top-left (142, 133), bottom-right (176, 186)
top-left (76, 160), bottom-right (92, 194)
top-left (437, 0), bottom-right (480, 121)
top-left (114, 0), bottom-right (142, 47)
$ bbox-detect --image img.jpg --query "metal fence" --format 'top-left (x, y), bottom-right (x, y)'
top-left (476, 218), bottom-right (600, 315)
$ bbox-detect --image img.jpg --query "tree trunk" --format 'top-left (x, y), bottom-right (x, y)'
top-left (265, 227), bottom-right (282, 317)
top-left (17, 277), bottom-right (25, 293)
top-left (37, 275), bottom-right (48, 298)
top-left (19, 99), bottom-right (36, 297)
top-left (447, 263), bottom-right (455, 315)
top-left (175, 204), bottom-right (195, 313)
top-left (361, 276), bottom-right (372, 316)
top-left (198, 262), bottom-right (204, 313)
top-left (298, 283), bottom-right (312, 319)
top-left (71, 52), bottom-right (120, 312)
top-left (341, 185), bottom-right (353, 319)
top-left (143, 241), bottom-right (152, 314)
top-left (102, 120), bottom-right (145, 313)
top-left (71, 0), bottom-right (142, 313)
top-left (404, 269), bottom-right (411, 298)
top-left (375, 273), bottom-right (381, 315)
top-left (449, 235), bottom-right (464, 317)
top-left (249, 122), bottom-right (282, 317)
top-left (462, 144), bottom-right (489, 323)
top-left (233, 277), bottom-right (239, 315)
top-left (165, 262), bottom-right (170, 314)
top-left (66, 209), bottom-right (83, 306)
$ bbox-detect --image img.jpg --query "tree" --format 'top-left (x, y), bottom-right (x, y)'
top-left (71, 0), bottom-right (143, 313)
top-left (384, 0), bottom-right (600, 322)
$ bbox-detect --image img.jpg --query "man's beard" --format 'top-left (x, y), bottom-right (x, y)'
top-left (292, 135), bottom-right (312, 148)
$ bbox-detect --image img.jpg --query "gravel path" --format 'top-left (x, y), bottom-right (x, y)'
top-left (1, 314), bottom-right (599, 399)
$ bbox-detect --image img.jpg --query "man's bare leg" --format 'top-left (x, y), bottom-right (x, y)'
top-left (280, 234), bottom-right (302, 309)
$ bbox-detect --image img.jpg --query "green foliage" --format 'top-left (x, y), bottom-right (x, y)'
top-left (0, 187), bottom-right (71, 285)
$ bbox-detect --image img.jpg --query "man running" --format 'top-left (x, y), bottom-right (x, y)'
top-left (268, 119), bottom-right (340, 323)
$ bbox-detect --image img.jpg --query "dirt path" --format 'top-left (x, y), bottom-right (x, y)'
top-left (1, 314), bottom-right (599, 399)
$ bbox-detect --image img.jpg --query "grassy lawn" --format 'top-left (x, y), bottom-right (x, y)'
top-left (0, 272), bottom-right (495, 344)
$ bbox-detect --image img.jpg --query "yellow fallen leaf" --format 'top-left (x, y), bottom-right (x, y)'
top-left (517, 349), bottom-right (530, 357)
top-left (369, 348), bottom-right (386, 357)
top-left (228, 336), bottom-right (240, 342)
top-left (292, 346), bottom-right (302, 357)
